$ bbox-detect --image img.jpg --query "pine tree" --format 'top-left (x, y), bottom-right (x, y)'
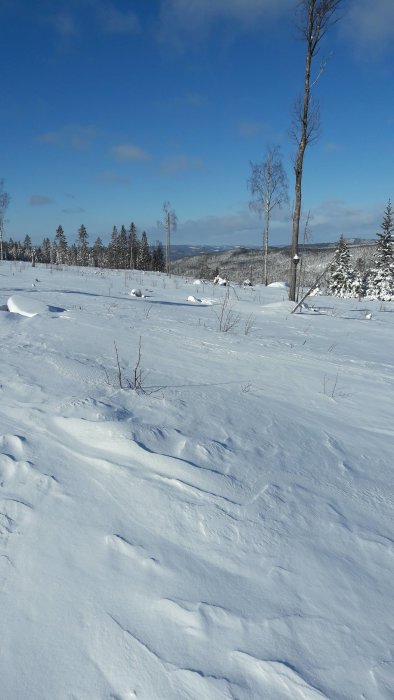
top-left (366, 199), bottom-right (394, 301)
top-left (138, 231), bottom-right (151, 270)
top-left (92, 237), bottom-right (105, 267)
top-left (68, 243), bottom-right (78, 266)
top-left (54, 225), bottom-right (68, 264)
top-left (328, 235), bottom-right (357, 297)
top-left (151, 241), bottom-right (165, 272)
top-left (108, 226), bottom-right (120, 268)
top-left (77, 224), bottom-right (89, 266)
top-left (23, 234), bottom-right (32, 260)
top-left (118, 225), bottom-right (128, 268)
top-left (41, 237), bottom-right (51, 264)
top-left (128, 222), bottom-right (138, 269)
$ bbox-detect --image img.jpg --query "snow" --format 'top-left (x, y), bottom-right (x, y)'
top-left (7, 294), bottom-right (66, 317)
top-left (1, 262), bottom-right (393, 699)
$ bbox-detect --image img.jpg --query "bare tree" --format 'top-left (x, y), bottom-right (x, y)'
top-left (289, 0), bottom-right (343, 301)
top-left (0, 179), bottom-right (10, 262)
top-left (248, 145), bottom-right (289, 285)
top-left (162, 201), bottom-right (177, 275)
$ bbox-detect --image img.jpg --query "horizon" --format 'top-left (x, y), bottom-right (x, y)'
top-left (0, 0), bottom-right (393, 248)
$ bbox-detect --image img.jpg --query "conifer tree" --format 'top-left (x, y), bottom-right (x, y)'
top-left (118, 225), bottom-right (128, 268)
top-left (328, 235), bottom-right (357, 297)
top-left (128, 222), bottom-right (138, 269)
top-left (92, 237), bottom-right (105, 267)
top-left (151, 241), bottom-right (165, 272)
top-left (23, 234), bottom-right (32, 260)
top-left (366, 199), bottom-right (394, 300)
top-left (41, 237), bottom-right (51, 264)
top-left (138, 231), bottom-right (151, 270)
top-left (68, 243), bottom-right (78, 266)
top-left (77, 224), bottom-right (89, 266)
top-left (54, 225), bottom-right (68, 264)
top-left (108, 226), bottom-right (119, 268)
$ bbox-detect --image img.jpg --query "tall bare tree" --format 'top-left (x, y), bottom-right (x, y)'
top-left (162, 201), bottom-right (177, 275)
top-left (289, 0), bottom-right (343, 301)
top-left (0, 179), bottom-right (10, 262)
top-left (248, 145), bottom-right (289, 285)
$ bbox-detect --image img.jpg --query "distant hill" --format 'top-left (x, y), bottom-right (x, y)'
top-left (169, 244), bottom-right (238, 261)
top-left (170, 240), bottom-right (376, 287)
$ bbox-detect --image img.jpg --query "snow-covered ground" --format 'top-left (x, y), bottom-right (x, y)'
top-left (0, 262), bottom-right (393, 700)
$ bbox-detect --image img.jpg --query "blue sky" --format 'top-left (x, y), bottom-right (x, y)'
top-left (1, 0), bottom-right (393, 248)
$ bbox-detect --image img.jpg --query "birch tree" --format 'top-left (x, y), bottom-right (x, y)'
top-left (248, 145), bottom-right (288, 286)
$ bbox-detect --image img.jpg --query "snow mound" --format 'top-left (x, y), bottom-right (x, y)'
top-left (267, 281), bottom-right (290, 288)
top-left (187, 295), bottom-right (201, 303)
top-left (7, 295), bottom-right (65, 317)
top-left (261, 301), bottom-right (297, 314)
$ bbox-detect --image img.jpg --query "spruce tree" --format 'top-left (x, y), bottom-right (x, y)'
top-left (138, 231), bottom-right (151, 270)
top-left (151, 241), bottom-right (165, 272)
top-left (366, 199), bottom-right (394, 300)
top-left (118, 225), bottom-right (128, 268)
top-left (77, 224), bottom-right (89, 266)
top-left (128, 222), bottom-right (138, 269)
top-left (54, 225), bottom-right (68, 265)
top-left (92, 237), bottom-right (105, 267)
top-left (328, 235), bottom-right (357, 297)
top-left (41, 237), bottom-right (51, 264)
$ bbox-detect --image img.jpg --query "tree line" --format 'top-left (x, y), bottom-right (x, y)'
top-left (4, 223), bottom-right (166, 272)
top-left (328, 200), bottom-right (394, 301)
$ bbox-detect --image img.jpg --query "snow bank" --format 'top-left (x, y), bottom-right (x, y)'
top-left (7, 295), bottom-right (65, 317)
top-left (267, 281), bottom-right (289, 288)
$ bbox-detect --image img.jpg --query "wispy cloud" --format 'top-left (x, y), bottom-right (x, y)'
top-left (30, 195), bottom-right (53, 206)
top-left (176, 199), bottom-right (382, 246)
top-left (324, 142), bottom-right (342, 153)
top-left (62, 207), bottom-right (86, 214)
top-left (158, 0), bottom-right (292, 44)
top-left (96, 170), bottom-right (130, 184)
top-left (342, 0), bottom-right (394, 52)
top-left (238, 120), bottom-right (265, 138)
top-left (307, 199), bottom-right (382, 240)
top-left (110, 144), bottom-right (151, 162)
top-left (160, 155), bottom-right (205, 175)
top-left (36, 125), bottom-right (97, 151)
top-left (45, 12), bottom-right (79, 37)
top-left (97, 4), bottom-right (141, 34)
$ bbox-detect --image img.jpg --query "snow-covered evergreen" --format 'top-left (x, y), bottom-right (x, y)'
top-left (327, 235), bottom-right (361, 297)
top-left (366, 199), bottom-right (394, 301)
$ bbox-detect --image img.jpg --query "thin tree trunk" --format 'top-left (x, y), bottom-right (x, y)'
top-left (289, 9), bottom-right (314, 301)
top-left (264, 207), bottom-right (270, 286)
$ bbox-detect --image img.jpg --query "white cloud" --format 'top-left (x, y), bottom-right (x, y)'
top-left (160, 0), bottom-right (291, 29)
top-left (167, 199), bottom-right (382, 246)
top-left (158, 0), bottom-right (292, 45)
top-left (323, 142), bottom-right (342, 153)
top-left (97, 5), bottom-right (140, 34)
top-left (62, 207), bottom-right (86, 214)
top-left (96, 171), bottom-right (130, 184)
top-left (36, 125), bottom-right (97, 151)
top-left (238, 120), bottom-right (266, 138)
top-left (342, 0), bottom-right (394, 51)
top-left (110, 144), bottom-right (151, 162)
top-left (30, 195), bottom-right (53, 206)
top-left (46, 12), bottom-right (79, 37)
top-left (160, 155), bottom-right (205, 175)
